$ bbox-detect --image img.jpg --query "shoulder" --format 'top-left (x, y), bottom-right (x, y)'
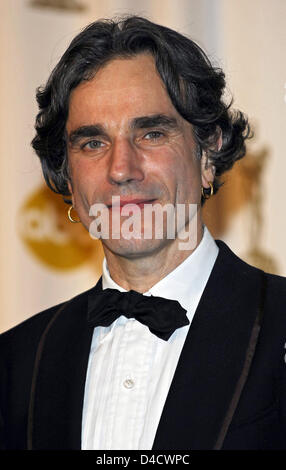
top-left (215, 239), bottom-right (286, 311)
top-left (216, 239), bottom-right (286, 285)
top-left (265, 270), bottom-right (286, 294)
top-left (0, 285), bottom-right (95, 356)
top-left (0, 302), bottom-right (64, 364)
top-left (216, 238), bottom-right (286, 321)
top-left (263, 271), bottom-right (286, 329)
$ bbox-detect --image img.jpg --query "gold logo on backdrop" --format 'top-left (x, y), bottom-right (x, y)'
top-left (29, 0), bottom-right (87, 12)
top-left (18, 186), bottom-right (103, 271)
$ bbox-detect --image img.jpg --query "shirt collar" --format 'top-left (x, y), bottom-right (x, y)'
top-left (102, 226), bottom-right (219, 319)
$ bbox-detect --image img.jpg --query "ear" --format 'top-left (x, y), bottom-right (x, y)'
top-left (201, 129), bottom-right (221, 188)
top-left (217, 131), bottom-right (223, 152)
top-left (67, 180), bottom-right (75, 207)
top-left (201, 153), bottom-right (215, 189)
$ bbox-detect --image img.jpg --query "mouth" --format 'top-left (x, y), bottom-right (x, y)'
top-left (107, 198), bottom-right (157, 212)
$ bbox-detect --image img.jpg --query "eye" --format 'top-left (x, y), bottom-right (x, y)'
top-left (82, 140), bottom-right (104, 150)
top-left (144, 131), bottom-right (164, 140)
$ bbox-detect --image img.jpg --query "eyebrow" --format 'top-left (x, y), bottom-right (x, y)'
top-left (68, 125), bottom-right (107, 146)
top-left (131, 114), bottom-right (179, 130)
top-left (67, 114), bottom-right (179, 146)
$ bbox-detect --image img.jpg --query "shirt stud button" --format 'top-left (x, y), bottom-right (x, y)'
top-left (123, 379), bottom-right (135, 389)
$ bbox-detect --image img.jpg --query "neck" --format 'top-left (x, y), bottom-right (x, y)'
top-left (103, 222), bottom-right (204, 293)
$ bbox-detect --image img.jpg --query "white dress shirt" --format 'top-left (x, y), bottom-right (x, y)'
top-left (81, 226), bottom-right (219, 450)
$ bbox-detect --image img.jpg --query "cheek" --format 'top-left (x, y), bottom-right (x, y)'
top-left (69, 158), bottom-right (102, 202)
top-left (175, 155), bottom-right (202, 201)
top-left (144, 143), bottom-right (201, 199)
top-left (70, 156), bottom-right (96, 183)
top-left (142, 150), bottom-right (178, 196)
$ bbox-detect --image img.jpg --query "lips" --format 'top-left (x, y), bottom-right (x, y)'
top-left (107, 198), bottom-right (157, 211)
top-left (107, 198), bottom-right (155, 206)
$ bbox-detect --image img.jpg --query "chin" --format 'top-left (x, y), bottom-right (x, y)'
top-left (101, 236), bottom-right (172, 259)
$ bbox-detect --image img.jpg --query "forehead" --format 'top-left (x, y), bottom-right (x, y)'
top-left (67, 54), bottom-right (180, 129)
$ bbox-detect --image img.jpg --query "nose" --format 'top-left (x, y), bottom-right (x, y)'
top-left (107, 138), bottom-right (144, 185)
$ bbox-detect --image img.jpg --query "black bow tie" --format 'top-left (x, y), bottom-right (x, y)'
top-left (87, 280), bottom-right (189, 341)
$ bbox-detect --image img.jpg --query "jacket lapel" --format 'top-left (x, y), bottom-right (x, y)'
top-left (28, 285), bottom-right (100, 450)
top-left (152, 241), bottom-right (265, 450)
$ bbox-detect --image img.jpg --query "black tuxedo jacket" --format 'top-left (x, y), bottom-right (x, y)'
top-left (1, 241), bottom-right (286, 450)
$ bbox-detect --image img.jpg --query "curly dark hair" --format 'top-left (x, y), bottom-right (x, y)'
top-left (31, 15), bottom-right (251, 203)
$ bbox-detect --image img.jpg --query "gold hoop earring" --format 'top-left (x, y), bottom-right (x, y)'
top-left (201, 181), bottom-right (214, 199)
top-left (68, 205), bottom-right (80, 223)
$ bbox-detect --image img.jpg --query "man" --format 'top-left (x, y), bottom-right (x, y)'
top-left (1, 16), bottom-right (286, 450)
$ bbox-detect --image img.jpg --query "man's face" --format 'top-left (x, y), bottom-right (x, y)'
top-left (66, 54), bottom-right (213, 258)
